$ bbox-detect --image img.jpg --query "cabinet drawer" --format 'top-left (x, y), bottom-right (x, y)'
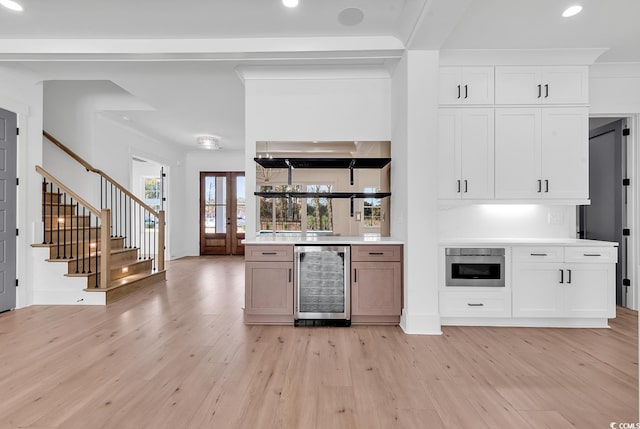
top-left (439, 291), bottom-right (510, 317)
top-left (564, 247), bottom-right (617, 263)
top-left (351, 245), bottom-right (402, 262)
top-left (245, 245), bottom-right (293, 262)
top-left (513, 246), bottom-right (564, 262)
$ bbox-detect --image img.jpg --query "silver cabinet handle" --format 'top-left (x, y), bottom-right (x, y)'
top-left (464, 180), bottom-right (468, 193)
top-left (545, 180), bottom-right (549, 193)
top-left (530, 253), bottom-right (548, 256)
top-left (457, 84), bottom-right (461, 99)
top-left (288, 268), bottom-right (292, 283)
top-left (464, 84), bottom-right (468, 99)
top-left (354, 268), bottom-right (357, 283)
top-left (262, 252), bottom-right (277, 255)
top-left (545, 84), bottom-right (549, 98)
top-left (559, 269), bottom-right (564, 284)
top-left (368, 252), bottom-right (384, 256)
top-left (537, 180), bottom-right (542, 193)
top-left (537, 84), bottom-right (542, 98)
top-left (467, 303), bottom-right (484, 307)
top-left (457, 179), bottom-right (461, 193)
top-left (567, 269), bottom-right (572, 284)
top-left (584, 253), bottom-right (601, 257)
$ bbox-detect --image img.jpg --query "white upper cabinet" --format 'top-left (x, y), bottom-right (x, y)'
top-left (438, 108), bottom-right (495, 200)
top-left (495, 107), bottom-right (589, 200)
top-left (439, 67), bottom-right (495, 105)
top-left (495, 66), bottom-right (588, 105)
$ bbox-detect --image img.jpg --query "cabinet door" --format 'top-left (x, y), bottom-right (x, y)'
top-left (439, 68), bottom-right (464, 105)
top-left (541, 67), bottom-right (588, 104)
top-left (512, 262), bottom-right (564, 317)
top-left (462, 67), bottom-right (495, 104)
top-left (438, 109), bottom-right (462, 199)
top-left (563, 264), bottom-right (613, 318)
top-left (460, 108), bottom-right (494, 199)
top-left (352, 262), bottom-right (402, 316)
top-left (541, 108), bottom-right (589, 199)
top-left (495, 67), bottom-right (542, 104)
top-left (495, 108), bottom-right (542, 199)
top-left (245, 261), bottom-right (293, 315)
top-left (440, 67), bottom-right (494, 105)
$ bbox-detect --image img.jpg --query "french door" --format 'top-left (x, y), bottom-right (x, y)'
top-left (200, 172), bottom-right (245, 255)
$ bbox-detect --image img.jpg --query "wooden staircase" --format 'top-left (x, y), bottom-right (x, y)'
top-left (33, 132), bottom-right (166, 305)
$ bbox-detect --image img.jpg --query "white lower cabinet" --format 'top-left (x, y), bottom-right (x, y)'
top-left (512, 246), bottom-right (616, 319)
top-left (440, 245), bottom-right (617, 326)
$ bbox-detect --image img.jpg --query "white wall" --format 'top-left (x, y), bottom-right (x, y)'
top-left (183, 149), bottom-right (245, 256)
top-left (0, 65), bottom-right (44, 308)
top-left (94, 115), bottom-right (188, 259)
top-left (392, 51), bottom-right (442, 335)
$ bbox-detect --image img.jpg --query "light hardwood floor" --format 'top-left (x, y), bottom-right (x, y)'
top-left (0, 256), bottom-right (637, 428)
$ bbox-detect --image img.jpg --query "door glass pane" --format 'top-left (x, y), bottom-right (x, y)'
top-left (204, 175), bottom-right (227, 233)
top-left (236, 176), bottom-right (246, 233)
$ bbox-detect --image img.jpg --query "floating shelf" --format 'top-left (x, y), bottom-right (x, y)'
top-left (254, 192), bottom-right (391, 199)
top-left (254, 157), bottom-right (391, 169)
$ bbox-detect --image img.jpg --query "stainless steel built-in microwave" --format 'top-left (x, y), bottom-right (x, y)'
top-left (445, 248), bottom-right (505, 287)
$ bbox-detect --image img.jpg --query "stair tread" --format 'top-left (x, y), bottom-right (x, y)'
top-left (45, 247), bottom-right (137, 262)
top-left (84, 271), bottom-right (165, 292)
top-left (44, 226), bottom-right (101, 231)
top-left (63, 258), bottom-right (152, 276)
top-left (31, 236), bottom-right (125, 248)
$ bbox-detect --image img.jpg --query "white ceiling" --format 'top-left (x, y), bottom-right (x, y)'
top-left (1, 0), bottom-right (639, 153)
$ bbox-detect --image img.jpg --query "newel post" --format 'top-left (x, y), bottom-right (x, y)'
top-left (100, 209), bottom-right (111, 288)
top-left (158, 210), bottom-right (165, 271)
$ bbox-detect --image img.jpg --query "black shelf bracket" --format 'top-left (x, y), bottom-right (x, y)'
top-left (285, 159), bottom-right (293, 185)
top-left (349, 159), bottom-right (355, 186)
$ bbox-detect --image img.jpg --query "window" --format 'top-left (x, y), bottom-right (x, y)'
top-left (363, 187), bottom-right (381, 227)
top-left (306, 185), bottom-right (333, 233)
top-left (143, 176), bottom-right (162, 212)
top-left (258, 185), bottom-right (302, 234)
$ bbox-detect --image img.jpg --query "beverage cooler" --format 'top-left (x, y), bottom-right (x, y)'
top-left (294, 245), bottom-right (350, 326)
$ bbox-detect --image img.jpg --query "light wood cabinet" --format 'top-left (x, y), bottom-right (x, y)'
top-left (495, 107), bottom-right (588, 200)
top-left (512, 246), bottom-right (616, 319)
top-left (438, 108), bottom-right (495, 199)
top-left (439, 67), bottom-right (494, 105)
top-left (244, 244), bottom-right (294, 324)
top-left (495, 66), bottom-right (588, 105)
top-left (351, 244), bottom-right (403, 323)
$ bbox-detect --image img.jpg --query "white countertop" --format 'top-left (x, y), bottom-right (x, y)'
top-left (243, 235), bottom-right (404, 245)
top-left (439, 238), bottom-right (618, 247)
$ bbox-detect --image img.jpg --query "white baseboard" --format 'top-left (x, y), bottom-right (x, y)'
top-left (400, 310), bottom-right (442, 335)
top-left (440, 317), bottom-right (610, 328)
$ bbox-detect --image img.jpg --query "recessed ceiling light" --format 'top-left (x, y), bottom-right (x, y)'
top-left (282, 0), bottom-right (298, 8)
top-left (562, 5), bottom-right (583, 17)
top-left (0, 0), bottom-right (23, 11)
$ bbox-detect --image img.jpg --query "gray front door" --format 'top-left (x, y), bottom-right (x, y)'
top-left (0, 108), bottom-right (17, 313)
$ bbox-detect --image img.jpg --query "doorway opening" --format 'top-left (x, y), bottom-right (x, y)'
top-left (579, 117), bottom-right (633, 308)
top-left (132, 156), bottom-right (169, 261)
top-left (200, 172), bottom-right (245, 255)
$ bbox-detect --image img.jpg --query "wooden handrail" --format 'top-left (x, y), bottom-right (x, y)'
top-left (36, 166), bottom-right (101, 216)
top-left (42, 130), bottom-right (159, 216)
